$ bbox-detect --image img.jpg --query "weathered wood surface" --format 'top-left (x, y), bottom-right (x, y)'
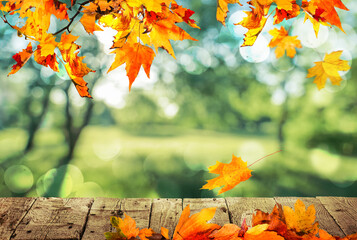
top-left (0, 197), bottom-right (356, 240)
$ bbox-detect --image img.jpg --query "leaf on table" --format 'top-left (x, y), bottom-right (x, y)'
top-left (307, 50), bottom-right (350, 90)
top-left (283, 199), bottom-right (319, 235)
top-left (161, 227), bottom-right (169, 239)
top-left (209, 224), bottom-right (241, 240)
top-left (202, 154), bottom-right (252, 194)
top-left (8, 42), bottom-right (33, 76)
top-left (269, 26), bottom-right (302, 58)
top-left (138, 228), bottom-right (154, 240)
top-left (253, 203), bottom-right (287, 235)
top-left (244, 223), bottom-right (285, 240)
top-left (106, 214), bottom-right (140, 239)
top-left (172, 204), bottom-right (220, 240)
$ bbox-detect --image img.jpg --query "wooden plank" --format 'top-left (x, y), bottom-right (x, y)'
top-left (226, 197), bottom-right (275, 226)
top-left (150, 198), bottom-right (182, 238)
top-left (82, 198), bottom-right (121, 240)
top-left (275, 197), bottom-right (345, 237)
top-left (0, 198), bottom-right (36, 240)
top-left (12, 197), bottom-right (93, 240)
top-left (183, 198), bottom-right (230, 226)
top-left (121, 198), bottom-right (152, 229)
top-left (318, 197), bottom-right (357, 236)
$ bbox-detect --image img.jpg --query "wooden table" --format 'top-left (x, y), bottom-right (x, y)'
top-left (0, 197), bottom-right (356, 239)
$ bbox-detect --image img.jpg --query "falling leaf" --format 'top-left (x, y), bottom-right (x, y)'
top-left (172, 205), bottom-right (220, 240)
top-left (307, 50), bottom-right (350, 90)
top-left (269, 26), bottom-right (302, 58)
top-left (202, 154), bottom-right (252, 194)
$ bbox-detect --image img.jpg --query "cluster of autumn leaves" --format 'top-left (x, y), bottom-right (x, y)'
top-left (0, 0), bottom-right (352, 97)
top-left (219, 0), bottom-right (351, 90)
top-left (0, 0), bottom-right (198, 97)
top-left (105, 199), bottom-right (357, 240)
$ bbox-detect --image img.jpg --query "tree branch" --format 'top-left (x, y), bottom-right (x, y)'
top-left (53, 0), bottom-right (93, 35)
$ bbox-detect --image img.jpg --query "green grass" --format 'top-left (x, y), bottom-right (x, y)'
top-left (0, 126), bottom-right (356, 198)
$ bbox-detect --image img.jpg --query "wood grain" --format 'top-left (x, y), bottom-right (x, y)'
top-left (275, 197), bottom-right (345, 237)
top-left (150, 198), bottom-right (182, 238)
top-left (318, 197), bottom-right (357, 236)
top-left (0, 197), bottom-right (36, 240)
top-left (121, 198), bottom-right (152, 229)
top-left (226, 197), bottom-right (276, 226)
top-left (82, 198), bottom-right (121, 240)
top-left (183, 198), bottom-right (230, 226)
top-left (12, 197), bottom-right (93, 240)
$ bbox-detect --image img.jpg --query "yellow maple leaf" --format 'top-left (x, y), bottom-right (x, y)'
top-left (216, 0), bottom-right (242, 25)
top-left (307, 50), bottom-right (350, 90)
top-left (269, 26), bottom-right (302, 58)
top-left (202, 154), bottom-right (252, 194)
top-left (283, 199), bottom-right (319, 235)
top-left (238, 0), bottom-right (270, 46)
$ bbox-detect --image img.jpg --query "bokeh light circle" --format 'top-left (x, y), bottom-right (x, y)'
top-left (292, 17), bottom-right (329, 48)
top-left (239, 36), bottom-right (270, 63)
top-left (4, 165), bottom-right (34, 193)
top-left (179, 47), bottom-right (212, 75)
top-left (93, 139), bottom-right (121, 161)
top-left (36, 166), bottom-right (74, 197)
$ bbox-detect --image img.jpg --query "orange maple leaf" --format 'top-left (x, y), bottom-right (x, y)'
top-left (33, 45), bottom-right (59, 72)
top-left (274, 1), bottom-right (300, 24)
top-left (172, 205), bottom-right (220, 240)
top-left (302, 0), bottom-right (349, 32)
top-left (209, 224), bottom-right (241, 240)
top-left (283, 199), bottom-right (319, 235)
top-left (244, 224), bottom-right (285, 240)
top-left (269, 26), bottom-right (302, 58)
top-left (202, 154), bottom-right (252, 194)
top-left (108, 43), bottom-right (156, 91)
top-left (307, 50), bottom-right (350, 90)
top-left (8, 42), bottom-right (33, 76)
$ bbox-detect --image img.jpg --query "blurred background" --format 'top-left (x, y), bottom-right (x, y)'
top-left (0, 0), bottom-right (356, 198)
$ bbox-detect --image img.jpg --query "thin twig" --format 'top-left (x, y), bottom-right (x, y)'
top-left (53, 0), bottom-right (93, 35)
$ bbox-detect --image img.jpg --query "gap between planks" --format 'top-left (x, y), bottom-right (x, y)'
top-left (1, 197), bottom-right (356, 240)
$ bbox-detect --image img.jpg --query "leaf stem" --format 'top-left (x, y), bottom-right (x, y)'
top-left (247, 150), bottom-right (282, 168)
